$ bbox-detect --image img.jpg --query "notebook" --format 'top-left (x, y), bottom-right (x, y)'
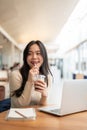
top-left (38, 79), bottom-right (87, 116)
top-left (6, 108), bottom-right (36, 120)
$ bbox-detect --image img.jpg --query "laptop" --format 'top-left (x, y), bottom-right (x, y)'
top-left (38, 79), bottom-right (87, 116)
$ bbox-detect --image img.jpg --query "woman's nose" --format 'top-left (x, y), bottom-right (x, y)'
top-left (32, 53), bottom-right (37, 58)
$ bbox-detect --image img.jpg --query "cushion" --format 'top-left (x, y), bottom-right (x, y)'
top-left (0, 98), bottom-right (11, 112)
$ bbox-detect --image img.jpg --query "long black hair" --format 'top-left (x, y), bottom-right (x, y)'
top-left (12, 40), bottom-right (52, 97)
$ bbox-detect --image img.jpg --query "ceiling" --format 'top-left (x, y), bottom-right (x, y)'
top-left (0, 0), bottom-right (79, 50)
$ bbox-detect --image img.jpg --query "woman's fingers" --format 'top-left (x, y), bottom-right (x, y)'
top-left (34, 80), bottom-right (46, 89)
top-left (31, 65), bottom-right (39, 75)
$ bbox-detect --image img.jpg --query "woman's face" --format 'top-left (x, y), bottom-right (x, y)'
top-left (26, 44), bottom-right (43, 68)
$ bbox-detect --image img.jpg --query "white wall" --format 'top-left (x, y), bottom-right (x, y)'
top-left (1, 41), bottom-right (22, 68)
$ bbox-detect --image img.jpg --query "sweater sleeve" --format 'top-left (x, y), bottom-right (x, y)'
top-left (9, 70), bottom-right (33, 108)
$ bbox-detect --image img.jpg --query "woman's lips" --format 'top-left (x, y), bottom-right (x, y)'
top-left (31, 61), bottom-right (39, 65)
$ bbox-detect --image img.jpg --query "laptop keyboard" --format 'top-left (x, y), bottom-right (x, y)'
top-left (50, 109), bottom-right (60, 113)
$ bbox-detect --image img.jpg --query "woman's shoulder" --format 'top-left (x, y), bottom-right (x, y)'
top-left (9, 70), bottom-right (22, 80)
top-left (48, 73), bottom-right (53, 78)
top-left (9, 70), bottom-right (22, 91)
top-left (10, 69), bottom-right (20, 75)
top-left (47, 73), bottom-right (53, 82)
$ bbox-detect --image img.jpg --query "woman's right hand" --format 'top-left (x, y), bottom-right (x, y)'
top-left (28, 65), bottom-right (39, 83)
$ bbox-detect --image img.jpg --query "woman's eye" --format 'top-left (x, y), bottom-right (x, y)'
top-left (37, 53), bottom-right (41, 55)
top-left (28, 52), bottom-right (31, 55)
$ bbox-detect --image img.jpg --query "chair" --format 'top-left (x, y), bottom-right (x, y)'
top-left (0, 85), bottom-right (5, 101)
top-left (0, 70), bottom-right (8, 81)
top-left (0, 70), bottom-right (11, 112)
top-left (75, 74), bottom-right (84, 79)
top-left (73, 73), bottom-right (84, 79)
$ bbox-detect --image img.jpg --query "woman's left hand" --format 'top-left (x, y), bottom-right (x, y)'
top-left (34, 80), bottom-right (48, 97)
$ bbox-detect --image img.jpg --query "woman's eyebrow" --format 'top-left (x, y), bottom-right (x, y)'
top-left (28, 50), bottom-right (40, 53)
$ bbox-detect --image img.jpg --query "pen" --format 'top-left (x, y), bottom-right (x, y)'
top-left (15, 110), bottom-right (27, 119)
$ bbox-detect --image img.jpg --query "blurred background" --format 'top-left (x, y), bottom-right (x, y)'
top-left (0, 0), bottom-right (87, 104)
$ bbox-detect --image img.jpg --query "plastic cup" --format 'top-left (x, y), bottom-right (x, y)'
top-left (33, 74), bottom-right (45, 81)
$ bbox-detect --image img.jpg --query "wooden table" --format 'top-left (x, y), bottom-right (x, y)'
top-left (0, 106), bottom-right (87, 130)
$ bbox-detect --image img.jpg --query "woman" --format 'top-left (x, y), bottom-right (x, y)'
top-left (9, 40), bottom-right (53, 108)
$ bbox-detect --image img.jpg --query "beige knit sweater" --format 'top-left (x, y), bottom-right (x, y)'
top-left (9, 70), bottom-right (52, 108)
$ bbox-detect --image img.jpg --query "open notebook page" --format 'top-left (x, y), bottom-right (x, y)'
top-left (6, 108), bottom-right (36, 120)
